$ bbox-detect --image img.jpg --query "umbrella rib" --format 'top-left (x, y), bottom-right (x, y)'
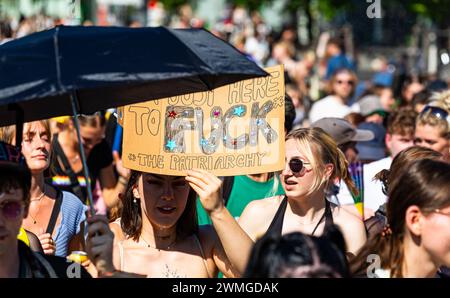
top-left (53, 26), bottom-right (65, 93)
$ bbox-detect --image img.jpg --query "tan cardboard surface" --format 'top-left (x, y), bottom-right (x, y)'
top-left (121, 65), bottom-right (285, 176)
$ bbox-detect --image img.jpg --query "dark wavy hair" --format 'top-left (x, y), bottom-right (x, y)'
top-left (0, 163), bottom-right (32, 211)
top-left (120, 170), bottom-right (198, 241)
top-left (244, 225), bottom-right (349, 278)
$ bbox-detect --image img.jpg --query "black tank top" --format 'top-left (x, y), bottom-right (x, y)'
top-left (264, 196), bottom-right (334, 237)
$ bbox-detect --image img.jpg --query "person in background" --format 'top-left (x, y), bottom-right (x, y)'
top-left (401, 78), bottom-right (424, 107)
top-left (244, 225), bottom-right (349, 278)
top-left (309, 68), bottom-right (358, 123)
top-left (0, 141), bottom-right (90, 278)
top-left (353, 94), bottom-right (387, 125)
top-left (238, 128), bottom-right (367, 259)
top-left (411, 90), bottom-right (431, 114)
top-left (355, 122), bottom-right (387, 164)
top-left (0, 122), bottom-right (86, 257)
top-left (49, 113), bottom-right (130, 210)
top-left (353, 108), bottom-right (416, 213)
top-left (351, 159), bottom-right (450, 278)
top-left (324, 38), bottom-right (355, 81)
top-left (414, 90), bottom-right (450, 162)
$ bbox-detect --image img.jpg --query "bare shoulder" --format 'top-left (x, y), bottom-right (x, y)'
top-left (109, 220), bottom-right (125, 242)
top-left (238, 196), bottom-right (284, 241)
top-left (240, 196), bottom-right (283, 220)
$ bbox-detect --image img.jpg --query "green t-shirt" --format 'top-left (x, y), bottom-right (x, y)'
top-left (196, 174), bottom-right (285, 225)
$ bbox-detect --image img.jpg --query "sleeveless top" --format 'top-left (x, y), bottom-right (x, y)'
top-left (264, 196), bottom-right (334, 237)
top-left (112, 220), bottom-right (212, 278)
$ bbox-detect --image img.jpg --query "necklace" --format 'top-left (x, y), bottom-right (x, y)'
top-left (140, 235), bottom-right (177, 251)
top-left (29, 187), bottom-right (46, 224)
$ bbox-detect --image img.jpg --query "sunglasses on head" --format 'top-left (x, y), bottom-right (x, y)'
top-left (0, 200), bottom-right (24, 220)
top-left (288, 158), bottom-right (311, 174)
top-left (420, 105), bottom-right (450, 126)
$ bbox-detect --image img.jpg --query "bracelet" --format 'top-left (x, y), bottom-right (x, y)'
top-left (118, 176), bottom-right (128, 186)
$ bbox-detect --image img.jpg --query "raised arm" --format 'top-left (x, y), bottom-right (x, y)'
top-left (185, 169), bottom-right (254, 275)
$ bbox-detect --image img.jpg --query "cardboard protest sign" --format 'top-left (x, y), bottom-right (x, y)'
top-left (120, 65), bottom-right (285, 176)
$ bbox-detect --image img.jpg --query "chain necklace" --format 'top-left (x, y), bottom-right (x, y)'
top-left (140, 235), bottom-right (177, 251)
top-left (29, 186), bottom-right (46, 225)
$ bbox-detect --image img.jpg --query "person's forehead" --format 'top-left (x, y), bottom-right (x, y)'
top-left (415, 124), bottom-right (442, 138)
top-left (285, 139), bottom-right (309, 159)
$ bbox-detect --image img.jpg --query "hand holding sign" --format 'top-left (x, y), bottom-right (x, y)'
top-left (186, 169), bottom-right (224, 215)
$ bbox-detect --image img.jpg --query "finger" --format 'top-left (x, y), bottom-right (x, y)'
top-left (187, 182), bottom-right (205, 198)
top-left (185, 175), bottom-right (208, 191)
top-left (191, 169), bottom-right (219, 186)
top-left (40, 238), bottom-right (54, 245)
top-left (113, 151), bottom-right (120, 163)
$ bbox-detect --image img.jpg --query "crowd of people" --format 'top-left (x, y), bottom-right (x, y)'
top-left (1, 4), bottom-right (450, 279)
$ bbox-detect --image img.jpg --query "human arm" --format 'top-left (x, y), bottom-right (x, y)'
top-left (185, 169), bottom-right (254, 276)
top-left (98, 152), bottom-right (130, 209)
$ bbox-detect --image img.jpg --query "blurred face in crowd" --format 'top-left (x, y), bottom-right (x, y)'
top-left (403, 82), bottom-right (424, 103)
top-left (79, 118), bottom-right (105, 157)
top-left (21, 121), bottom-right (51, 174)
top-left (332, 71), bottom-right (355, 100)
top-left (281, 139), bottom-right (329, 199)
top-left (133, 173), bottom-right (190, 230)
top-left (0, 188), bottom-right (25, 255)
top-left (386, 133), bottom-right (415, 158)
top-left (379, 87), bottom-right (395, 111)
top-left (414, 124), bottom-right (450, 161)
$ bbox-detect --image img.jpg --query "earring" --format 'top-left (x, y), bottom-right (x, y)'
top-left (133, 197), bottom-right (137, 204)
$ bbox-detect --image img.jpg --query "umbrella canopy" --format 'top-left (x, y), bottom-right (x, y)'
top-left (0, 25), bottom-right (267, 126)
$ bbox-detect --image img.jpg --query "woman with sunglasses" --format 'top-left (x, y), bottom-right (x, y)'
top-left (309, 69), bottom-right (358, 123)
top-left (49, 113), bottom-right (129, 210)
top-left (0, 122), bottom-right (87, 257)
top-left (351, 159), bottom-right (450, 277)
top-left (238, 127), bottom-right (367, 259)
top-left (414, 90), bottom-right (450, 162)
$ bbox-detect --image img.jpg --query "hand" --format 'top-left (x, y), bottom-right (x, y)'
top-left (86, 215), bottom-right (115, 276)
top-left (38, 230), bottom-right (56, 255)
top-left (185, 169), bottom-right (223, 215)
top-left (113, 151), bottom-right (130, 180)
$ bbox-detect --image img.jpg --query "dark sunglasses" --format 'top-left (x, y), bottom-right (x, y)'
top-left (420, 105), bottom-right (450, 125)
top-left (0, 201), bottom-right (24, 220)
top-left (288, 158), bottom-right (311, 174)
top-left (336, 80), bottom-right (354, 86)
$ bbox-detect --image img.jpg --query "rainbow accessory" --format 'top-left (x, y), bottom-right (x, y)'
top-left (51, 175), bottom-right (89, 187)
top-left (349, 161), bottom-right (364, 218)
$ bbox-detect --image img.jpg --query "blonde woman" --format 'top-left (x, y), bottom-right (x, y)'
top-left (238, 127), bottom-right (367, 258)
top-left (414, 90), bottom-right (450, 162)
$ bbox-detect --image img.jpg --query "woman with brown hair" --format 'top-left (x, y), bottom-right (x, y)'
top-left (309, 69), bottom-right (358, 123)
top-left (238, 127), bottom-right (367, 258)
top-left (351, 159), bottom-right (450, 277)
top-left (90, 169), bottom-right (254, 278)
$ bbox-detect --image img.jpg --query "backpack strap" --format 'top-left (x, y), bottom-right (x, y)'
top-left (46, 189), bottom-right (63, 235)
top-left (52, 134), bottom-right (85, 201)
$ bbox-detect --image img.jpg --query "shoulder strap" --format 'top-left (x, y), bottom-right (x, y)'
top-left (264, 196), bottom-right (288, 237)
top-left (46, 189), bottom-right (63, 235)
top-left (221, 176), bottom-right (235, 206)
top-left (52, 134), bottom-right (85, 201)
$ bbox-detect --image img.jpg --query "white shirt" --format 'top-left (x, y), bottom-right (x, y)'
top-left (309, 95), bottom-right (353, 123)
top-left (334, 157), bottom-right (392, 213)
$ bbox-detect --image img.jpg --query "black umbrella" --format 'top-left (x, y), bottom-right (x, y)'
top-left (0, 25), bottom-right (267, 214)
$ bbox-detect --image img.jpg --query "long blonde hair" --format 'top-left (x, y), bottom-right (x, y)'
top-left (285, 127), bottom-right (357, 197)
